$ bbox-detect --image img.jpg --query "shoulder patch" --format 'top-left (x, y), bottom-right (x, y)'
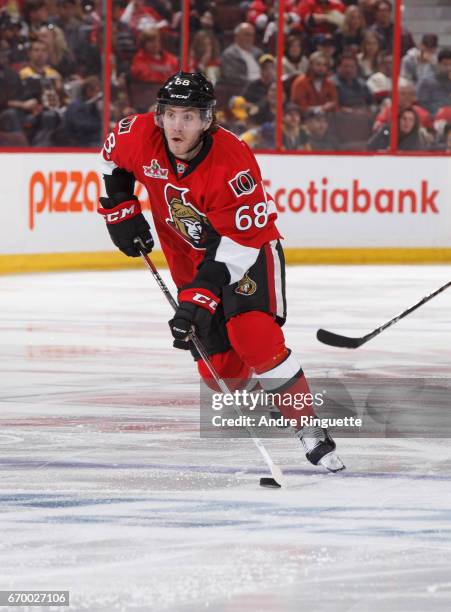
top-left (228, 170), bottom-right (257, 198)
top-left (118, 115), bottom-right (137, 134)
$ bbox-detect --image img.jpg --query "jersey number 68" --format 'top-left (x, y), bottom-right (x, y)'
top-left (235, 202), bottom-right (268, 231)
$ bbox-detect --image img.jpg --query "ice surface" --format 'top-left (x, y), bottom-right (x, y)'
top-left (0, 265), bottom-right (450, 611)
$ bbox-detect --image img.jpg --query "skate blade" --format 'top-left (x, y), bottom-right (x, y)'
top-left (319, 451), bottom-right (346, 473)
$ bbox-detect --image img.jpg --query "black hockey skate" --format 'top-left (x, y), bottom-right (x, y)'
top-left (296, 426), bottom-right (345, 472)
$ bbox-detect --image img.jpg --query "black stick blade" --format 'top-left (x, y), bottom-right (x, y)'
top-left (316, 328), bottom-right (365, 349)
top-left (260, 477), bottom-right (282, 489)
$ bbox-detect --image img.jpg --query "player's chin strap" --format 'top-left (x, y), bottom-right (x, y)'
top-left (133, 237), bottom-right (285, 488)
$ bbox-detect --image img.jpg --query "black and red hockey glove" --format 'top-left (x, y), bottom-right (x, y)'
top-left (169, 282), bottom-right (221, 350)
top-left (98, 192), bottom-right (154, 257)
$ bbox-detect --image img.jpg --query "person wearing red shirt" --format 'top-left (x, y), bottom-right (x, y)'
top-left (298, 0), bottom-right (345, 37)
top-left (290, 51), bottom-right (338, 113)
top-left (98, 72), bottom-right (345, 473)
top-left (130, 28), bottom-right (178, 83)
top-left (373, 80), bottom-right (432, 132)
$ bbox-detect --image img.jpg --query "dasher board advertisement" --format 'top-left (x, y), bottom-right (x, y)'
top-left (1, 153), bottom-right (450, 255)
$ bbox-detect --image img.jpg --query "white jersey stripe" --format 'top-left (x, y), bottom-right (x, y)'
top-left (99, 155), bottom-right (118, 176)
top-left (215, 235), bottom-right (260, 285)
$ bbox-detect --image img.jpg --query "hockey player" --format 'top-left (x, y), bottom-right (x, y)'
top-left (98, 71), bottom-right (344, 472)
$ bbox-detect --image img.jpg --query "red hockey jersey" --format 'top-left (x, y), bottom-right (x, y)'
top-left (100, 113), bottom-right (281, 288)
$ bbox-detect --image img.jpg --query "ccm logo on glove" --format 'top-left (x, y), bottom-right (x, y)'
top-left (98, 200), bottom-right (141, 224)
top-left (178, 288), bottom-right (220, 314)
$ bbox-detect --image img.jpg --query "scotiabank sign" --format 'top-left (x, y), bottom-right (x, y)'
top-left (257, 155), bottom-right (449, 248)
top-left (1, 153), bottom-right (450, 254)
top-left (264, 178), bottom-right (438, 215)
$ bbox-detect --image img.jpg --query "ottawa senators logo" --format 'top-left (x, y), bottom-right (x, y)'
top-left (118, 115), bottom-right (137, 134)
top-left (164, 184), bottom-right (207, 249)
top-left (228, 170), bottom-right (257, 197)
top-left (235, 273), bottom-right (257, 296)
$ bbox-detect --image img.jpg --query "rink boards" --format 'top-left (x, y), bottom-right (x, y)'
top-left (1, 152), bottom-right (451, 273)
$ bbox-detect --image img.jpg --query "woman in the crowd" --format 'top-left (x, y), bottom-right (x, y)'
top-left (282, 33), bottom-right (308, 78)
top-left (334, 5), bottom-right (366, 54)
top-left (357, 30), bottom-right (380, 78)
top-left (367, 107), bottom-right (429, 151)
top-left (189, 30), bottom-right (220, 84)
top-left (130, 28), bottom-right (178, 83)
top-left (37, 23), bottom-right (76, 78)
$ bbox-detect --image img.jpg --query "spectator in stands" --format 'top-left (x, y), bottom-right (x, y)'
top-left (241, 120), bottom-right (276, 149)
top-left (367, 107), bottom-right (428, 151)
top-left (252, 81), bottom-right (279, 124)
top-left (298, 0), bottom-right (345, 37)
top-left (80, 0), bottom-right (102, 34)
top-left (417, 48), bottom-right (451, 116)
top-left (366, 51), bottom-right (391, 103)
top-left (0, 39), bottom-right (27, 144)
top-left (190, 8), bottom-right (223, 49)
top-left (332, 53), bottom-right (372, 111)
top-left (334, 4), bottom-right (365, 55)
top-left (49, 0), bottom-right (84, 60)
top-left (21, 75), bottom-right (62, 146)
top-left (282, 103), bottom-right (309, 150)
top-left (303, 107), bottom-right (338, 150)
top-left (0, 13), bottom-right (28, 65)
top-left (223, 95), bottom-right (255, 136)
top-left (290, 51), bottom-right (338, 113)
top-left (282, 33), bottom-right (308, 78)
top-left (24, 0), bottom-right (50, 36)
top-left (312, 33), bottom-right (337, 70)
top-left (219, 23), bottom-right (262, 89)
top-left (63, 75), bottom-right (102, 146)
top-left (112, 5), bottom-right (136, 76)
top-left (358, 0), bottom-right (377, 26)
top-left (75, 16), bottom-right (103, 78)
top-left (247, 0), bottom-right (275, 30)
top-left (243, 53), bottom-right (275, 104)
top-left (369, 0), bottom-right (414, 57)
top-left (37, 24), bottom-right (76, 78)
top-left (401, 33), bottom-right (438, 86)
top-left (357, 30), bottom-right (380, 79)
top-left (120, 0), bottom-right (169, 35)
top-left (19, 40), bottom-right (62, 96)
top-left (189, 30), bottom-right (220, 85)
top-left (243, 103), bottom-right (310, 150)
top-left (246, 0), bottom-right (277, 39)
top-left (373, 79), bottom-right (432, 132)
top-left (433, 106), bottom-right (451, 142)
top-left (130, 28), bottom-right (178, 83)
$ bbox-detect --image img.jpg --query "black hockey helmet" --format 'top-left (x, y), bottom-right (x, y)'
top-left (156, 71), bottom-right (216, 109)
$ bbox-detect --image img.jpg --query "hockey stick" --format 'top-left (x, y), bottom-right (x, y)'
top-left (134, 239), bottom-right (285, 487)
top-left (317, 280), bottom-right (451, 349)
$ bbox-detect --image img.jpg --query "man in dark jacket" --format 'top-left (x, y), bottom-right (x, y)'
top-left (370, 0), bottom-right (414, 57)
top-left (0, 40), bottom-right (27, 144)
top-left (332, 53), bottom-right (373, 110)
top-left (64, 76), bottom-right (102, 146)
top-left (417, 48), bottom-right (451, 116)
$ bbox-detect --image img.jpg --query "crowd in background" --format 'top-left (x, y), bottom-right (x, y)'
top-left (0, 0), bottom-right (105, 146)
top-left (1, 0), bottom-right (451, 151)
